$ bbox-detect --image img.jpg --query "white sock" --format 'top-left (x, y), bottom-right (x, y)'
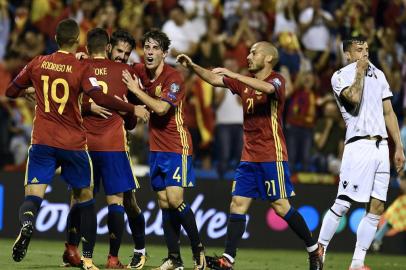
top-left (350, 213), bottom-right (380, 268)
top-left (222, 253), bottom-right (235, 263)
top-left (134, 248), bottom-right (145, 255)
top-left (318, 199), bottom-right (350, 247)
top-left (306, 244), bottom-right (318, 253)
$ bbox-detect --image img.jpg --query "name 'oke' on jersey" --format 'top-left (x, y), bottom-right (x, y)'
top-left (82, 58), bottom-right (133, 152)
top-left (331, 62), bottom-right (393, 142)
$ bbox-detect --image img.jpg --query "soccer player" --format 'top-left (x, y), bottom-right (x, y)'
top-left (176, 42), bottom-right (323, 270)
top-left (122, 29), bottom-right (206, 270)
top-left (317, 36), bottom-right (405, 270)
top-left (6, 19), bottom-right (142, 270)
top-left (61, 28), bottom-right (149, 269)
top-left (64, 29), bottom-right (149, 269)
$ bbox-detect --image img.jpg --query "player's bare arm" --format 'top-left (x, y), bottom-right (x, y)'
top-left (176, 54), bottom-right (225, 87)
top-left (122, 69), bottom-right (171, 116)
top-left (212, 67), bottom-right (276, 94)
top-left (383, 99), bottom-right (405, 172)
top-left (341, 58), bottom-right (368, 105)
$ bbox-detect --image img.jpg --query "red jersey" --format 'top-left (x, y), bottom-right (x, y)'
top-left (11, 50), bottom-right (100, 150)
top-left (132, 63), bottom-right (192, 155)
top-left (223, 72), bottom-right (288, 162)
top-left (82, 58), bottom-right (133, 151)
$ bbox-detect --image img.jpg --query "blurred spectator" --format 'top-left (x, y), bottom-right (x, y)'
top-left (285, 71), bottom-right (317, 172)
top-left (222, 0), bottom-right (250, 35)
top-left (244, 0), bottom-right (268, 41)
top-left (276, 32), bottom-right (301, 77)
top-left (312, 100), bottom-right (345, 174)
top-left (162, 5), bottom-right (199, 66)
top-left (214, 57), bottom-right (243, 178)
top-left (179, 0), bottom-right (213, 39)
top-left (193, 17), bottom-right (226, 68)
top-left (299, 0), bottom-right (334, 59)
top-left (273, 0), bottom-right (299, 37)
top-left (0, 0), bottom-right (10, 60)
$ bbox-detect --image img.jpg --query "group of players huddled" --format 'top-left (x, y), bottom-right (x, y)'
top-left (6, 18), bottom-right (327, 270)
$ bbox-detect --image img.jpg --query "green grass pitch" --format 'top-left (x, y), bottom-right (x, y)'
top-left (0, 238), bottom-right (405, 269)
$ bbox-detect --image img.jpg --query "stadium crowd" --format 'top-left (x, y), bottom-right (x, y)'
top-left (1, 0), bottom-right (406, 177)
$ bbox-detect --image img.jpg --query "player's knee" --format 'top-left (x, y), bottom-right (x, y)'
top-left (368, 199), bottom-right (384, 215)
top-left (107, 194), bottom-right (124, 206)
top-left (167, 197), bottom-right (183, 209)
top-left (331, 198), bottom-right (351, 216)
top-left (230, 198), bottom-right (247, 214)
top-left (73, 187), bottom-right (93, 202)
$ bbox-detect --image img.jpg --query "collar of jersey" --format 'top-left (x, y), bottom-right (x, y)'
top-left (57, 50), bottom-right (71, 54)
top-left (93, 56), bottom-right (106, 59)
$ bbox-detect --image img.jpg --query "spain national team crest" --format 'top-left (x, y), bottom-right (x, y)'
top-left (170, 83), bottom-right (180, 93)
top-left (155, 84), bottom-right (162, 97)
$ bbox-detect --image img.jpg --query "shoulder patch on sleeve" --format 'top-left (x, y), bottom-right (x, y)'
top-left (89, 77), bottom-right (99, 87)
top-left (170, 83), bottom-right (180, 93)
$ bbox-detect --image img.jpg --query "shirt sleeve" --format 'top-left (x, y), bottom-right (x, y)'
top-left (223, 77), bottom-right (244, 95)
top-left (331, 69), bottom-right (352, 97)
top-left (160, 72), bottom-right (185, 106)
top-left (381, 72), bottom-right (393, 100)
top-left (80, 64), bottom-right (101, 94)
top-left (6, 58), bottom-right (35, 98)
top-left (268, 75), bottom-right (285, 100)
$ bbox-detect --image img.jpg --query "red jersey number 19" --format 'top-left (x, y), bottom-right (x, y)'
top-left (41, 75), bottom-right (69, 114)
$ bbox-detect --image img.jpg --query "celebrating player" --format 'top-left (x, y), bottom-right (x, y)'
top-left (6, 19), bottom-right (141, 270)
top-left (122, 29), bottom-right (206, 270)
top-left (61, 28), bottom-right (149, 269)
top-left (177, 42), bottom-right (323, 270)
top-left (317, 36), bottom-right (405, 270)
top-left (63, 29), bottom-right (149, 269)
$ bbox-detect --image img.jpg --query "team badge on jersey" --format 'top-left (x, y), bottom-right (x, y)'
top-left (155, 84), bottom-right (162, 97)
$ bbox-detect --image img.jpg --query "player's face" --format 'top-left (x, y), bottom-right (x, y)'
top-left (247, 44), bottom-right (266, 73)
top-left (346, 42), bottom-right (369, 63)
top-left (109, 41), bottom-right (132, 63)
top-left (143, 38), bottom-right (166, 70)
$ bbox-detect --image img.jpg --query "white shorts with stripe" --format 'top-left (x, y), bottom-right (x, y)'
top-left (337, 139), bottom-right (390, 203)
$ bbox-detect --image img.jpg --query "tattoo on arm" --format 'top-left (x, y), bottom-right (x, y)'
top-left (342, 72), bottom-right (364, 106)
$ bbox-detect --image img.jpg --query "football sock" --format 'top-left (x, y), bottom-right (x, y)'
top-left (107, 204), bottom-right (125, 257)
top-left (128, 211), bottom-right (146, 250)
top-left (162, 208), bottom-right (181, 259)
top-left (19, 195), bottom-right (43, 226)
top-left (66, 203), bottom-right (81, 246)
top-left (374, 221), bottom-right (391, 243)
top-left (224, 213), bottom-right (246, 258)
top-left (176, 202), bottom-right (203, 255)
top-left (318, 199), bottom-right (350, 248)
top-left (283, 207), bottom-right (316, 248)
top-left (78, 199), bottom-right (97, 258)
top-left (351, 213), bottom-right (380, 268)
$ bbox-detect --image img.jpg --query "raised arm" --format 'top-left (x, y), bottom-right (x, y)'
top-left (383, 99), bottom-right (405, 172)
top-left (340, 58), bottom-right (368, 106)
top-left (176, 54), bottom-right (225, 87)
top-left (122, 69), bottom-right (171, 116)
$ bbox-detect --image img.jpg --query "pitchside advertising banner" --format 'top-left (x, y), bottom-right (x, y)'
top-left (0, 172), bottom-right (405, 253)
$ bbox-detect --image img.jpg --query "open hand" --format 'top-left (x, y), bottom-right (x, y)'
top-left (122, 70), bottom-right (141, 95)
top-left (75, 52), bottom-right (88, 60)
top-left (134, 105), bottom-right (150, 123)
top-left (90, 102), bottom-right (111, 119)
top-left (176, 54), bottom-right (193, 68)
top-left (212, 67), bottom-right (237, 79)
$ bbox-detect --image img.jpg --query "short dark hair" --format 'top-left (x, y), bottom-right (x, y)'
top-left (110, 30), bottom-right (136, 50)
top-left (141, 29), bottom-right (171, 52)
top-left (87, 28), bottom-right (109, 54)
top-left (56, 19), bottom-right (79, 48)
top-left (342, 36), bottom-right (367, 52)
